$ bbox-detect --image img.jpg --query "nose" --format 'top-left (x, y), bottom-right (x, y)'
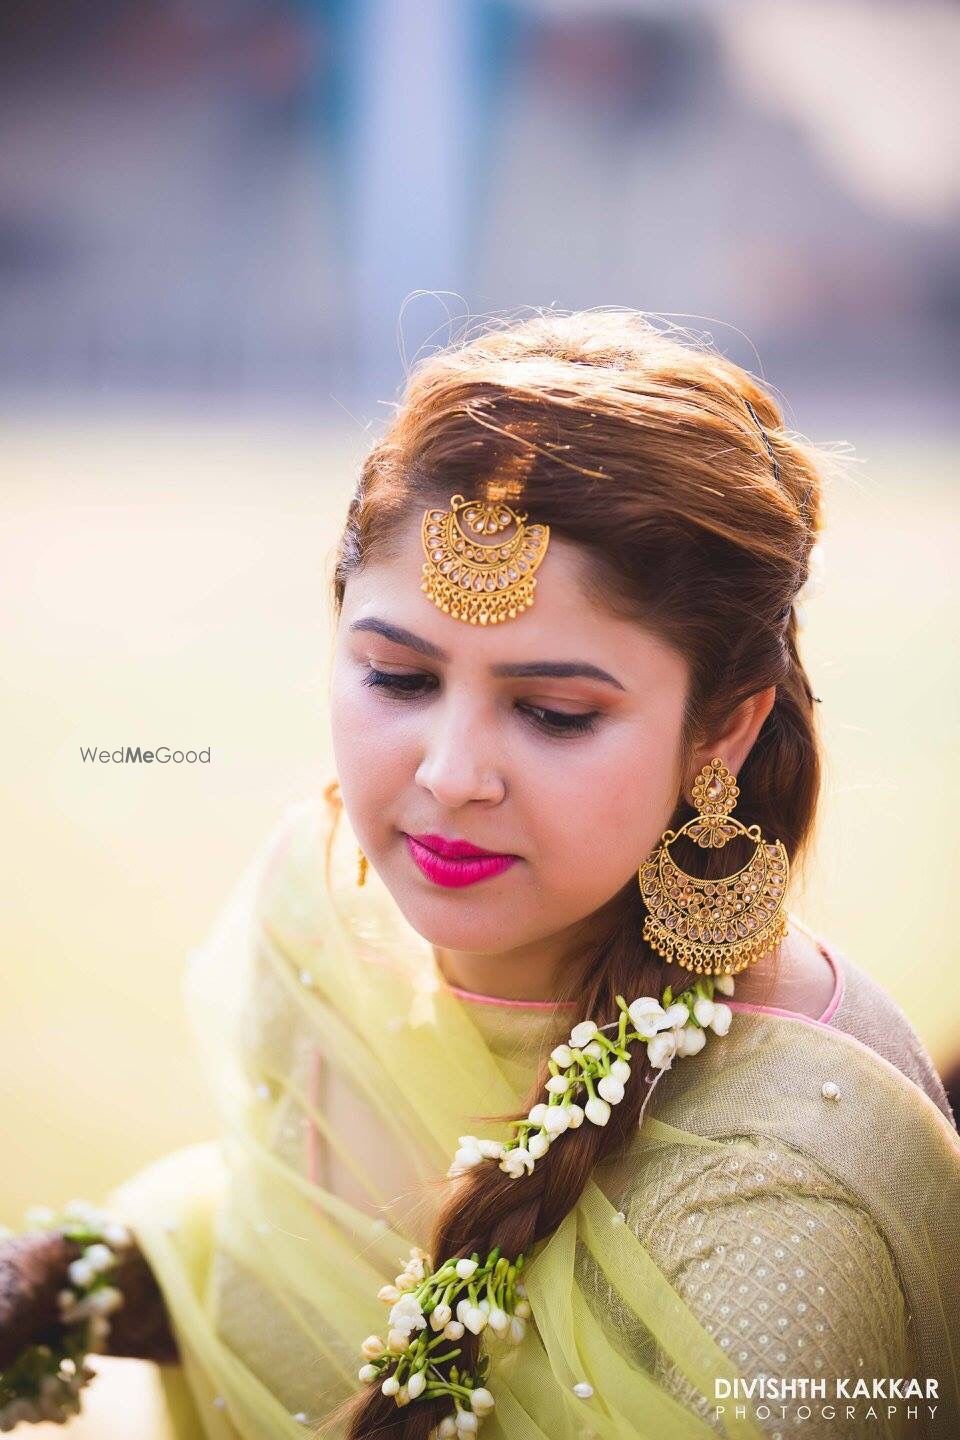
top-left (414, 695), bottom-right (506, 809)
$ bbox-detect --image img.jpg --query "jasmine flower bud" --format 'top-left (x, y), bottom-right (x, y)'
top-left (550, 1044), bottom-right (573, 1067)
top-left (597, 1075), bottom-right (624, 1105)
top-left (692, 997), bottom-right (715, 1027)
top-left (470, 1387), bottom-right (495, 1414)
top-left (584, 1096), bottom-right (611, 1126)
top-left (710, 1003), bottom-right (733, 1035)
top-left (542, 1106), bottom-right (569, 1136)
top-left (358, 1364), bottom-right (378, 1384)
top-left (455, 1257), bottom-right (479, 1279)
top-left (676, 1024), bottom-right (707, 1057)
top-left (569, 1020), bottom-right (598, 1047)
top-left (83, 1243), bottom-right (115, 1273)
top-left (67, 1259), bottom-right (95, 1288)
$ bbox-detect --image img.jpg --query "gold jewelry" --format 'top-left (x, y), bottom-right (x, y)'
top-left (638, 757), bottom-right (789, 975)
top-left (420, 491), bottom-right (550, 625)
top-left (356, 846), bottom-right (368, 887)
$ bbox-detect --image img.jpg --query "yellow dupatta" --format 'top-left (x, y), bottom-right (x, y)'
top-left (108, 787), bottom-right (960, 1439)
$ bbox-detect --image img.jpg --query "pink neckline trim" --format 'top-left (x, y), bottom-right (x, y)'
top-left (448, 936), bottom-right (845, 1025)
top-left (442, 981), bottom-right (577, 1011)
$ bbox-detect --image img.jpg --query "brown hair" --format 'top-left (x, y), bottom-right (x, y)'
top-left (325, 308), bottom-right (828, 1439)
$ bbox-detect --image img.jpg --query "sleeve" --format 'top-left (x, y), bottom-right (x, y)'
top-left (621, 1136), bottom-right (916, 1438)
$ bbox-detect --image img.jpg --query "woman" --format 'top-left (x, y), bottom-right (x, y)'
top-left (2, 310), bottom-right (957, 1440)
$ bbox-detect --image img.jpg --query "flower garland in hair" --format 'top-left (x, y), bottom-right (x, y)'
top-left (358, 1246), bottom-right (529, 1435)
top-left (449, 975), bottom-right (734, 1181)
top-left (357, 976), bottom-right (734, 1435)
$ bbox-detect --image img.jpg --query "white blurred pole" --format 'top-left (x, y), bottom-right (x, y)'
top-left (350, 0), bottom-right (472, 400)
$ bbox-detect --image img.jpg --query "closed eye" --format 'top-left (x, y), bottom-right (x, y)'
top-left (360, 666), bottom-right (600, 738)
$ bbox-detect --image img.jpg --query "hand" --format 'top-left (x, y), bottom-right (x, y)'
top-left (0, 1229), bottom-right (179, 1369)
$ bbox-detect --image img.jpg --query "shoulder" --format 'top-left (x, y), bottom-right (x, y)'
top-left (618, 1136), bottom-right (913, 1378)
top-left (819, 941), bottom-right (956, 1126)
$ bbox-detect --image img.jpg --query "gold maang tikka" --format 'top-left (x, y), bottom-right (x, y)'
top-left (420, 479), bottom-right (550, 626)
top-left (639, 758), bottom-right (790, 976)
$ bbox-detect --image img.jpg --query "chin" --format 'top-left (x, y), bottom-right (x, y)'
top-left (395, 888), bottom-right (524, 954)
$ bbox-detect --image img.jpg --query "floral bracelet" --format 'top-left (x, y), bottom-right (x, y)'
top-left (0, 1199), bottom-right (133, 1431)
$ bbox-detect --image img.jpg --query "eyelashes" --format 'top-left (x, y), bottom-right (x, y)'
top-left (359, 667), bottom-right (600, 739)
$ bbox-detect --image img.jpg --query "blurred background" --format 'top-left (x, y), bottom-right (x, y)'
top-left (1, 0), bottom-right (958, 1431)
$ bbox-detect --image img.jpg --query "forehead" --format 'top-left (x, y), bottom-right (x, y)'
top-left (340, 509), bottom-right (688, 693)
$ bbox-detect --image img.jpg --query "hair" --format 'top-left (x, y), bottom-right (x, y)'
top-left (324, 308), bottom-right (830, 1439)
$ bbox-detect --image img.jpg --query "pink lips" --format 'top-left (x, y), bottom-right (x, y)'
top-left (404, 832), bottom-right (519, 889)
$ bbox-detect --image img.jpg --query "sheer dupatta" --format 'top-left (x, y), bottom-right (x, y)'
top-left (109, 787), bottom-right (959, 1439)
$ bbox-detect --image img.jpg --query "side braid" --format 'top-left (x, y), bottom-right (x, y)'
top-left (329, 897), bottom-right (697, 1440)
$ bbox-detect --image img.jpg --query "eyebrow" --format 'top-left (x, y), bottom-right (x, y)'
top-left (348, 616), bottom-right (627, 690)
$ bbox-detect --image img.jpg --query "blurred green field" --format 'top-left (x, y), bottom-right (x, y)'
top-left (1, 415), bottom-right (957, 1434)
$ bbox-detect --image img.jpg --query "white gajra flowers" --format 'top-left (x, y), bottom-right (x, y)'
top-left (447, 975), bottom-right (735, 1181)
top-left (359, 1245), bottom-right (529, 1435)
top-left (359, 975), bottom-right (736, 1436)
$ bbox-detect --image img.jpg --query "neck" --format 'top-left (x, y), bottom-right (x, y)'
top-left (432, 897), bottom-right (624, 1005)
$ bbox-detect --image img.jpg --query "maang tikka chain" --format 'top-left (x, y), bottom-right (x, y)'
top-left (639, 758), bottom-right (789, 976)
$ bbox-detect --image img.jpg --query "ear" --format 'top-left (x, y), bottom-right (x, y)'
top-left (684, 685), bottom-right (777, 798)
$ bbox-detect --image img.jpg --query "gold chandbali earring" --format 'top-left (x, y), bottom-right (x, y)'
top-left (420, 486), bottom-right (550, 626)
top-left (356, 846), bottom-right (368, 887)
top-left (638, 758), bottom-right (790, 975)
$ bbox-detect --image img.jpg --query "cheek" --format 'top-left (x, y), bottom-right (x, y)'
top-left (328, 667), bottom-right (421, 843)
top-left (540, 727), bottom-right (679, 880)
top-left (329, 670), bottom-right (395, 811)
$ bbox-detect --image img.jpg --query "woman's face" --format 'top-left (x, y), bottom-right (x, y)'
top-left (329, 509), bottom-right (690, 961)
